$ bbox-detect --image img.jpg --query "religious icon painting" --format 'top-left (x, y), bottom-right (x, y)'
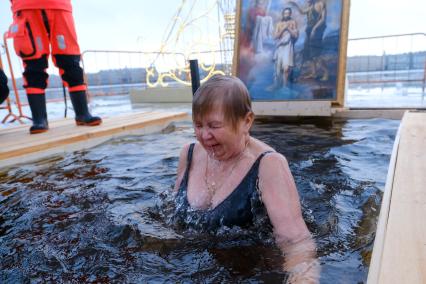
top-left (233, 0), bottom-right (349, 102)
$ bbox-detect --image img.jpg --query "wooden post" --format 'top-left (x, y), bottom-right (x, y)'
top-left (334, 0), bottom-right (351, 107)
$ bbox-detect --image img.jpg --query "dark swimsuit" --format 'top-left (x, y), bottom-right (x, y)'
top-left (174, 143), bottom-right (273, 232)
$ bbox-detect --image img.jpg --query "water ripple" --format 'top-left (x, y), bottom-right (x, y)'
top-left (0, 118), bottom-right (398, 283)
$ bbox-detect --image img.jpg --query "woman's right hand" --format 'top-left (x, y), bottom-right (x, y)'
top-left (281, 237), bottom-right (321, 284)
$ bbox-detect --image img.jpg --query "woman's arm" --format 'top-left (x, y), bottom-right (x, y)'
top-left (259, 153), bottom-right (320, 283)
top-left (174, 143), bottom-right (190, 192)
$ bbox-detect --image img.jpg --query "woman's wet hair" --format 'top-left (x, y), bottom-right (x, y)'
top-left (192, 75), bottom-right (253, 130)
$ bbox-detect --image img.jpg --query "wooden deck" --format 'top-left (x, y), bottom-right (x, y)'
top-left (0, 111), bottom-right (189, 169)
top-left (368, 111), bottom-right (426, 283)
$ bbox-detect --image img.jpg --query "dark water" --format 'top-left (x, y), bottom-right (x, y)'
top-left (0, 118), bottom-right (399, 283)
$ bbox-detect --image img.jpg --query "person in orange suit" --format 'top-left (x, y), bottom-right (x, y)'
top-left (0, 68), bottom-right (9, 105)
top-left (8, 0), bottom-right (101, 134)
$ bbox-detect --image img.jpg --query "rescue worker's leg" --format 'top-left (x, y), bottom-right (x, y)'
top-left (53, 54), bottom-right (101, 126)
top-left (69, 91), bottom-right (102, 126)
top-left (10, 10), bottom-right (50, 133)
top-left (49, 10), bottom-right (101, 126)
top-left (23, 55), bottom-right (49, 134)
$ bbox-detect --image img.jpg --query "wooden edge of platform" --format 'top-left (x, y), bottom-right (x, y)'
top-left (1, 112), bottom-right (189, 158)
top-left (0, 112), bottom-right (162, 148)
top-left (0, 112), bottom-right (189, 169)
top-left (366, 111), bottom-right (405, 284)
top-left (331, 108), bottom-right (408, 120)
top-left (0, 111), bottom-right (158, 135)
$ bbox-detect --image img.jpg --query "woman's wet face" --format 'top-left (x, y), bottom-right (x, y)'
top-left (194, 104), bottom-right (246, 160)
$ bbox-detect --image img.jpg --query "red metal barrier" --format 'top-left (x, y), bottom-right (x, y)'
top-left (0, 48), bottom-right (21, 123)
top-left (2, 32), bottom-right (31, 123)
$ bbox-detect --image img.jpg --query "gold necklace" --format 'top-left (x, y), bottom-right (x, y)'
top-left (204, 140), bottom-right (249, 207)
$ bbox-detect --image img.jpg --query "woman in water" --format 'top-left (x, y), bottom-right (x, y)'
top-left (174, 75), bottom-right (319, 283)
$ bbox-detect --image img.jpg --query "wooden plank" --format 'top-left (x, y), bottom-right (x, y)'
top-left (1, 112), bottom-right (185, 156)
top-left (0, 117), bottom-right (71, 134)
top-left (0, 112), bottom-right (157, 147)
top-left (0, 111), bottom-right (189, 163)
top-left (252, 101), bottom-right (331, 116)
top-left (368, 111), bottom-right (426, 284)
top-left (332, 108), bottom-right (407, 120)
top-left (367, 113), bottom-right (402, 284)
top-left (0, 112), bottom-right (156, 135)
top-left (335, 0), bottom-right (351, 107)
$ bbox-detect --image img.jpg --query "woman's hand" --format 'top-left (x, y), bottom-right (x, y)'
top-left (280, 237), bottom-right (321, 284)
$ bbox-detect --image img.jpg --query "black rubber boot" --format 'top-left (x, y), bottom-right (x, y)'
top-left (69, 91), bottom-right (102, 126)
top-left (27, 93), bottom-right (49, 134)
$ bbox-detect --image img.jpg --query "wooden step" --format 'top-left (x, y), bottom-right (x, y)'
top-left (0, 111), bottom-right (189, 168)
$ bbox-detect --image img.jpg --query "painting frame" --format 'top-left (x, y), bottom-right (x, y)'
top-left (232, 0), bottom-right (350, 106)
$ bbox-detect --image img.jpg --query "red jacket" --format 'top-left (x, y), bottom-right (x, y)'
top-left (11, 0), bottom-right (72, 13)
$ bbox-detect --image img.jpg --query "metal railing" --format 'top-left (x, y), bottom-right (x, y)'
top-left (80, 49), bottom-right (231, 96)
top-left (0, 48), bottom-right (17, 123)
top-left (3, 31), bottom-right (425, 121)
top-left (1, 33), bottom-right (31, 123)
top-left (346, 33), bottom-right (426, 108)
top-left (347, 33), bottom-right (426, 87)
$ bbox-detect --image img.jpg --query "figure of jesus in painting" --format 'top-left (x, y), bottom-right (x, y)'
top-left (269, 7), bottom-right (298, 90)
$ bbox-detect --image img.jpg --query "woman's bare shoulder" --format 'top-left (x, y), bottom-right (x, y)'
top-left (178, 143), bottom-right (192, 160)
top-left (250, 137), bottom-right (277, 155)
top-left (178, 142), bottom-right (205, 162)
top-left (175, 142), bottom-right (201, 191)
top-left (249, 137), bottom-right (289, 171)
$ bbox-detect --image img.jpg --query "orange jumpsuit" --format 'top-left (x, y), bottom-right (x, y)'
top-left (8, 0), bottom-right (101, 134)
top-left (9, 0), bottom-right (86, 94)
